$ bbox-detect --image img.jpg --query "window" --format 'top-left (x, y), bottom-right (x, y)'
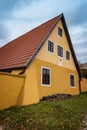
top-left (41, 67), bottom-right (51, 86)
top-left (48, 41), bottom-right (54, 53)
top-left (66, 51), bottom-right (70, 60)
top-left (70, 75), bottom-right (75, 87)
top-left (58, 27), bottom-right (62, 37)
top-left (57, 45), bottom-right (63, 57)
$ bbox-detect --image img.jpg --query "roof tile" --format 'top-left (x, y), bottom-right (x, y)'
top-left (0, 16), bottom-right (59, 70)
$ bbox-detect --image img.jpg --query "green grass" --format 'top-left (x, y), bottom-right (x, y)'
top-left (0, 92), bottom-right (87, 130)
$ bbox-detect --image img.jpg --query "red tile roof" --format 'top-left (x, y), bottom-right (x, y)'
top-left (0, 13), bottom-right (81, 78)
top-left (0, 15), bottom-right (61, 71)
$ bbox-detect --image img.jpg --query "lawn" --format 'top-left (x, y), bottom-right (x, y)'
top-left (0, 92), bottom-right (87, 130)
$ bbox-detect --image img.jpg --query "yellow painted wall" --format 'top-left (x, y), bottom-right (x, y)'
top-left (0, 72), bottom-right (25, 110)
top-left (81, 78), bottom-right (87, 92)
top-left (36, 20), bottom-right (76, 70)
top-left (12, 69), bottom-right (22, 75)
top-left (21, 61), bottom-right (39, 105)
top-left (34, 58), bottom-right (80, 99)
top-left (35, 19), bottom-right (80, 99)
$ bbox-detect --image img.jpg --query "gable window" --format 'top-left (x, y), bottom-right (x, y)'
top-left (66, 51), bottom-right (70, 60)
top-left (48, 40), bottom-right (54, 53)
top-left (57, 45), bottom-right (63, 57)
top-left (58, 27), bottom-right (63, 37)
top-left (41, 67), bottom-right (51, 86)
top-left (70, 75), bottom-right (75, 87)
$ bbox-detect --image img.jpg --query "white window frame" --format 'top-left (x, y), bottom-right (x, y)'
top-left (47, 40), bottom-right (54, 54)
top-left (69, 74), bottom-right (75, 88)
top-left (66, 51), bottom-right (70, 61)
top-left (57, 45), bottom-right (63, 58)
top-left (41, 66), bottom-right (51, 86)
top-left (58, 27), bottom-right (63, 37)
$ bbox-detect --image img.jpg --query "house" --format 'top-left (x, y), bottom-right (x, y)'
top-left (79, 62), bottom-right (87, 70)
top-left (79, 62), bottom-right (87, 78)
top-left (0, 13), bottom-right (82, 108)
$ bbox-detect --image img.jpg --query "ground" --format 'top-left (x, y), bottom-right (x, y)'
top-left (0, 92), bottom-right (87, 130)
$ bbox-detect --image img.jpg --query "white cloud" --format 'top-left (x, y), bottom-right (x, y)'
top-left (76, 48), bottom-right (87, 55)
top-left (0, 39), bottom-right (8, 47)
top-left (1, 0), bottom-right (85, 46)
top-left (69, 24), bottom-right (87, 45)
top-left (0, 0), bottom-right (62, 45)
top-left (3, 19), bottom-right (38, 40)
top-left (12, 0), bottom-right (58, 20)
top-left (12, 0), bottom-right (77, 20)
top-left (69, 23), bottom-right (87, 62)
top-left (78, 56), bottom-right (87, 63)
top-left (0, 0), bottom-right (58, 45)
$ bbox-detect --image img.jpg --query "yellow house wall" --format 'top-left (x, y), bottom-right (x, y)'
top-left (81, 78), bottom-right (87, 92)
top-left (21, 61), bottom-right (39, 105)
top-left (11, 69), bottom-right (23, 75)
top-left (36, 20), bottom-right (76, 70)
top-left (35, 19), bottom-right (80, 98)
top-left (0, 72), bottom-right (25, 110)
top-left (34, 58), bottom-right (80, 99)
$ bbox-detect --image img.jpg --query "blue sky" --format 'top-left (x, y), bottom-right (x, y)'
top-left (0, 0), bottom-right (87, 63)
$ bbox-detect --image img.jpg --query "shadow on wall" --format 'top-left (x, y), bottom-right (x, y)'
top-left (0, 72), bottom-right (25, 110)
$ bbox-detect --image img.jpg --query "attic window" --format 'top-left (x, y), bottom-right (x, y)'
top-left (57, 45), bottom-right (63, 57)
top-left (48, 40), bottom-right (54, 53)
top-left (58, 27), bottom-right (62, 37)
top-left (66, 51), bottom-right (70, 60)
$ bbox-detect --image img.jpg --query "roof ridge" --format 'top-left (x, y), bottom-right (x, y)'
top-left (24, 14), bottom-right (63, 69)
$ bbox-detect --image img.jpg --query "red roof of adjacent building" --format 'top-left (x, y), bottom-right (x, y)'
top-left (0, 13), bottom-right (81, 77)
